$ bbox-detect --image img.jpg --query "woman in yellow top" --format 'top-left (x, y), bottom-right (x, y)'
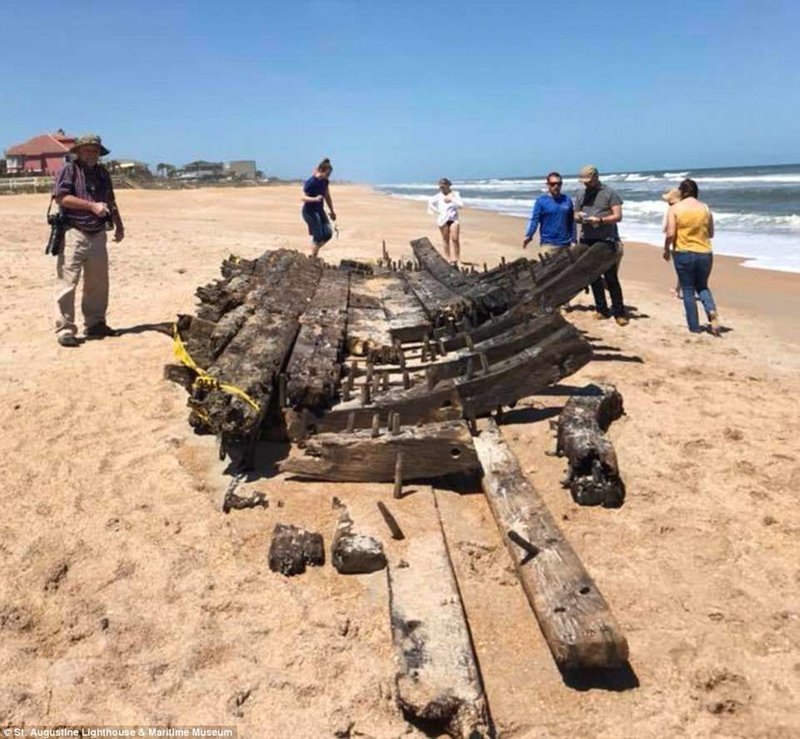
top-left (663, 178), bottom-right (721, 335)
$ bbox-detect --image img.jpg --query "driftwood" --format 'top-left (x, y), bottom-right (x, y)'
top-left (382, 276), bottom-right (432, 343)
top-left (555, 384), bottom-right (625, 507)
top-left (387, 489), bottom-right (490, 738)
top-left (268, 523), bottom-right (325, 576)
top-left (280, 420), bottom-right (479, 482)
top-left (474, 420), bottom-right (629, 670)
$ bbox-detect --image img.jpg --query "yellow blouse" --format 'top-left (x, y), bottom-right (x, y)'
top-left (675, 206), bottom-right (712, 253)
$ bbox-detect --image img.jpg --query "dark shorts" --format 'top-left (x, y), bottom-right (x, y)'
top-left (302, 208), bottom-right (333, 245)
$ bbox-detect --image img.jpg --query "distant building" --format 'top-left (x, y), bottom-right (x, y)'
top-left (4, 129), bottom-right (76, 175)
top-left (177, 160), bottom-right (225, 181)
top-left (226, 160), bottom-right (258, 180)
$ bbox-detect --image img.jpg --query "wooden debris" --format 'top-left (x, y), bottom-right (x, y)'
top-left (279, 421), bottom-right (479, 482)
top-left (387, 489), bottom-right (490, 738)
top-left (331, 508), bottom-right (387, 574)
top-left (268, 523), bottom-right (325, 576)
top-left (377, 501), bottom-right (405, 540)
top-left (474, 419), bottom-right (629, 669)
top-left (187, 250), bottom-right (322, 441)
top-left (555, 384), bottom-right (625, 507)
top-left (284, 268), bottom-right (349, 410)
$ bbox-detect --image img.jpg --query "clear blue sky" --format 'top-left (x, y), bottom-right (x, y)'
top-left (2, 0), bottom-right (798, 182)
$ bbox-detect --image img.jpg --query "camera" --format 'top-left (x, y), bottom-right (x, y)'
top-left (45, 209), bottom-right (67, 256)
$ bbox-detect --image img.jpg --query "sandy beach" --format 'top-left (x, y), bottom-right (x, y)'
top-left (1, 184), bottom-right (798, 737)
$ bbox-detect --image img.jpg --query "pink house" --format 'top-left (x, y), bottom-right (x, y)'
top-left (4, 130), bottom-right (76, 175)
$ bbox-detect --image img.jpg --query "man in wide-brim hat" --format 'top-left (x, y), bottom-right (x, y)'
top-left (51, 133), bottom-right (125, 347)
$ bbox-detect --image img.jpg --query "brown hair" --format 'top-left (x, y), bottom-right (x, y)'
top-left (317, 157), bottom-right (333, 174)
top-left (546, 171), bottom-right (562, 182)
top-left (679, 178), bottom-right (699, 199)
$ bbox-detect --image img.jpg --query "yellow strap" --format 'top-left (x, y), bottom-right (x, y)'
top-left (172, 325), bottom-right (261, 413)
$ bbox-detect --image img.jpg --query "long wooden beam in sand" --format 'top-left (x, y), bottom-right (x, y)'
top-left (387, 488), bottom-right (490, 738)
top-left (473, 419), bottom-right (629, 670)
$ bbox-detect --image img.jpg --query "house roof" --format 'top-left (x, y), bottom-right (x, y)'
top-left (5, 133), bottom-right (76, 157)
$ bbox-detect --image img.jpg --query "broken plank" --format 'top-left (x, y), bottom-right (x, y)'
top-left (284, 269), bottom-right (350, 411)
top-left (279, 420), bottom-right (479, 482)
top-left (473, 419), bottom-right (629, 669)
top-left (387, 488), bottom-right (490, 738)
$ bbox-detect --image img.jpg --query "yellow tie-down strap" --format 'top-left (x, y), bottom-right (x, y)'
top-left (172, 325), bottom-right (261, 413)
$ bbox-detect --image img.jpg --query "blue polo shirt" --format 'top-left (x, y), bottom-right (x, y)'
top-left (524, 193), bottom-right (576, 246)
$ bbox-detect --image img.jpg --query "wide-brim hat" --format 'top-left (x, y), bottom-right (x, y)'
top-left (661, 188), bottom-right (681, 205)
top-left (70, 133), bottom-right (110, 156)
top-left (578, 164), bottom-right (599, 183)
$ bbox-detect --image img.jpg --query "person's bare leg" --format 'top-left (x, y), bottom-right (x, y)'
top-left (311, 241), bottom-right (322, 258)
top-left (450, 222), bottom-right (461, 264)
top-left (439, 224), bottom-right (451, 261)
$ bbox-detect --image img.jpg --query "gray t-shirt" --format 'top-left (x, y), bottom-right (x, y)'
top-left (574, 183), bottom-right (623, 242)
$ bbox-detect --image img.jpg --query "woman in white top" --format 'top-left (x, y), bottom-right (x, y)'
top-left (427, 178), bottom-right (463, 264)
top-left (662, 188), bottom-right (682, 298)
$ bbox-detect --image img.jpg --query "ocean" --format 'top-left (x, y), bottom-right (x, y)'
top-left (377, 164), bottom-right (800, 274)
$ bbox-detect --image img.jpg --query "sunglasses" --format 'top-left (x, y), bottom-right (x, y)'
top-left (547, 181), bottom-right (563, 187)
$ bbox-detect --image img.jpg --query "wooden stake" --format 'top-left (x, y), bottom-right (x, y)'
top-left (346, 411), bottom-right (356, 433)
top-left (391, 412), bottom-right (401, 435)
top-left (371, 413), bottom-right (381, 438)
top-left (360, 383), bottom-right (371, 406)
top-left (377, 501), bottom-right (404, 540)
top-left (393, 452), bottom-right (404, 499)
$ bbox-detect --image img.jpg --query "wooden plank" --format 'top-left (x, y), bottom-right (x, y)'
top-left (402, 269), bottom-right (472, 327)
top-left (346, 307), bottom-right (397, 362)
top-left (381, 277), bottom-right (432, 343)
top-left (387, 488), bottom-right (490, 737)
top-left (284, 319), bottom-right (590, 439)
top-left (279, 420), bottom-right (479, 482)
top-left (284, 269), bottom-right (350, 411)
top-left (411, 236), bottom-right (512, 317)
top-left (556, 384), bottom-right (625, 508)
top-left (187, 250), bottom-right (322, 441)
top-left (473, 419), bottom-right (629, 670)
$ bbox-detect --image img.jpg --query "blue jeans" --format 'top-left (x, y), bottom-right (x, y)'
top-left (302, 208), bottom-right (332, 245)
top-left (673, 251), bottom-right (717, 332)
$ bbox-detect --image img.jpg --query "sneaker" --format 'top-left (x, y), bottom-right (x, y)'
top-left (85, 321), bottom-right (117, 339)
top-left (58, 333), bottom-right (79, 347)
top-left (593, 311), bottom-right (610, 320)
top-left (615, 316), bottom-right (630, 327)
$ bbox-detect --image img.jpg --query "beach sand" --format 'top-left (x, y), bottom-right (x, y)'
top-left (1, 185), bottom-right (798, 737)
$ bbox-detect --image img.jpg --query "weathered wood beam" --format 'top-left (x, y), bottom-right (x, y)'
top-left (402, 269), bottom-right (472, 327)
top-left (187, 250), bottom-right (322, 441)
top-left (411, 236), bottom-right (512, 316)
top-left (556, 384), bottom-right (625, 508)
top-left (387, 489), bottom-right (490, 738)
top-left (474, 419), bottom-right (629, 670)
top-left (284, 269), bottom-right (350, 411)
top-left (279, 420), bottom-right (479, 482)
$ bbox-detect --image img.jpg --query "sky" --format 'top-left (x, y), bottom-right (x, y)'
top-left (2, 0), bottom-right (799, 182)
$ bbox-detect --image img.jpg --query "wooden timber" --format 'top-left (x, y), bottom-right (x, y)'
top-left (402, 269), bottom-right (473, 327)
top-left (474, 419), bottom-right (629, 670)
top-left (187, 250), bottom-right (322, 441)
top-left (381, 276), bottom-right (432, 343)
top-left (268, 523), bottom-right (325, 576)
top-left (387, 488), bottom-right (490, 737)
top-left (283, 318), bottom-right (590, 440)
top-left (410, 237), bottom-right (512, 317)
top-left (556, 384), bottom-right (625, 508)
top-left (346, 307), bottom-right (397, 362)
top-left (283, 269), bottom-right (350, 411)
top-left (279, 420), bottom-right (478, 482)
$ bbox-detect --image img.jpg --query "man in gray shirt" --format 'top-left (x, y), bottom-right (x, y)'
top-left (574, 165), bottom-right (628, 326)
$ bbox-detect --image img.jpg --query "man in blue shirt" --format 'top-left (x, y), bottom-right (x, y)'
top-left (522, 172), bottom-right (576, 254)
